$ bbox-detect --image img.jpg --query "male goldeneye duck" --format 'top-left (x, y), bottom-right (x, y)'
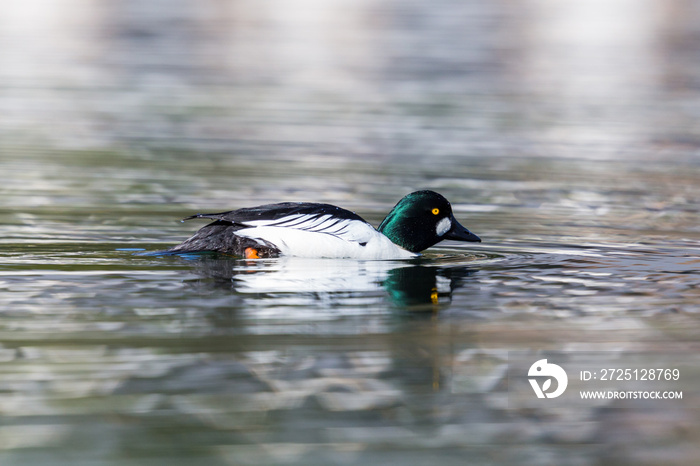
top-left (165, 190), bottom-right (481, 260)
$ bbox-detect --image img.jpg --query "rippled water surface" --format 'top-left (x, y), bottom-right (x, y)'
top-left (2, 1), bottom-right (700, 465)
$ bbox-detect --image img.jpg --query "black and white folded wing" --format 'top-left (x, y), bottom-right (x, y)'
top-left (179, 203), bottom-right (417, 259)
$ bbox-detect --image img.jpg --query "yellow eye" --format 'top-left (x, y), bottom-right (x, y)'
top-left (432, 208), bottom-right (440, 215)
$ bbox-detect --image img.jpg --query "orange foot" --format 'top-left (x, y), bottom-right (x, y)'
top-left (244, 247), bottom-right (260, 259)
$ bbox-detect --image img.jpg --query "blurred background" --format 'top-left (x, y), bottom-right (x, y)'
top-left (1, 0), bottom-right (700, 465)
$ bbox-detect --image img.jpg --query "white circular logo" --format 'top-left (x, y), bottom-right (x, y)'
top-left (528, 359), bottom-right (568, 399)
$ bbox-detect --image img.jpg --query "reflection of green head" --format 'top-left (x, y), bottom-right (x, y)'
top-left (382, 265), bottom-right (474, 309)
top-left (383, 265), bottom-right (442, 307)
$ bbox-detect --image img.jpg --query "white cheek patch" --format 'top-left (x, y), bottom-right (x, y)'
top-left (436, 217), bottom-right (451, 236)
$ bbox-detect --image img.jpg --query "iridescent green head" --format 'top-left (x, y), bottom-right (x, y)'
top-left (378, 190), bottom-right (481, 253)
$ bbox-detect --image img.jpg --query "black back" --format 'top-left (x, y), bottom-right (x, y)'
top-left (183, 202), bottom-right (368, 226)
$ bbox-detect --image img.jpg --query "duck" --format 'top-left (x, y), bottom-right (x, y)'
top-left (164, 190), bottom-right (481, 260)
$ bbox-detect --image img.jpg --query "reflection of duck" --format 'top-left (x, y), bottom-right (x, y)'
top-left (187, 256), bottom-right (475, 309)
top-left (163, 191), bottom-right (480, 259)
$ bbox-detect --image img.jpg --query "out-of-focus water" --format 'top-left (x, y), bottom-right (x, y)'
top-left (1, 1), bottom-right (700, 465)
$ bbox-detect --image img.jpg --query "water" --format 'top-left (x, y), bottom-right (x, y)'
top-left (1, 1), bottom-right (700, 464)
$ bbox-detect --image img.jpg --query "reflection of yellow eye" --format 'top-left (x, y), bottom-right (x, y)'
top-left (430, 287), bottom-right (439, 304)
top-left (432, 208), bottom-right (440, 215)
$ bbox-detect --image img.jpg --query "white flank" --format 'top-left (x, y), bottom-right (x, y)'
top-left (436, 217), bottom-right (452, 237)
top-left (236, 217), bottom-right (417, 260)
